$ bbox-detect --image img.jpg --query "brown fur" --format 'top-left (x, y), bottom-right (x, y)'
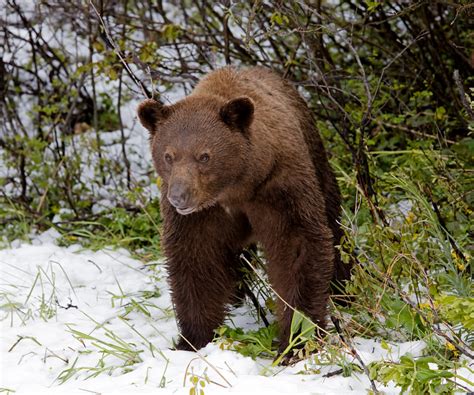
top-left (137, 67), bottom-right (351, 353)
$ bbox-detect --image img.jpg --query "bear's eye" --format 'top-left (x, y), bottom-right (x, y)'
top-left (198, 153), bottom-right (210, 163)
top-left (164, 153), bottom-right (173, 164)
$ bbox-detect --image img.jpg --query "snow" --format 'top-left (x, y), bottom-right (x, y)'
top-left (0, 235), bottom-right (449, 395)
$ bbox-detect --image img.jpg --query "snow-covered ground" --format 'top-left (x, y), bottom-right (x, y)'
top-left (0, 231), bottom-right (437, 395)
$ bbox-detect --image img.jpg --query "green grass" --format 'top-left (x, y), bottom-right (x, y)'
top-left (57, 292), bottom-right (172, 384)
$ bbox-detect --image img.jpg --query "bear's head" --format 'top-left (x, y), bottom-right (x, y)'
top-left (137, 96), bottom-right (254, 215)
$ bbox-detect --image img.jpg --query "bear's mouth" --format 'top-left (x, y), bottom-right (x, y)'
top-left (176, 206), bottom-right (197, 215)
top-left (174, 198), bottom-right (218, 216)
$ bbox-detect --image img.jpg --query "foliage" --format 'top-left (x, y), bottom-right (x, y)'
top-left (57, 198), bottom-right (162, 258)
top-left (273, 311), bottom-right (316, 366)
top-left (216, 323), bottom-right (279, 360)
top-left (369, 356), bottom-right (460, 394)
top-left (436, 295), bottom-right (474, 331)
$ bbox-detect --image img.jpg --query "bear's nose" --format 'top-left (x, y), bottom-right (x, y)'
top-left (167, 183), bottom-right (191, 209)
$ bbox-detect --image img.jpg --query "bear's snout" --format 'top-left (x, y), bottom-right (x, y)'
top-left (167, 182), bottom-right (196, 214)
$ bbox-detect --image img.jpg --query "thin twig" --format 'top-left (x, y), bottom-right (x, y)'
top-left (178, 334), bottom-right (233, 388)
top-left (453, 69), bottom-right (474, 121)
top-left (365, 258), bottom-right (474, 360)
top-left (241, 254), bottom-right (329, 335)
top-left (331, 316), bottom-right (380, 394)
top-left (89, 0), bottom-right (152, 99)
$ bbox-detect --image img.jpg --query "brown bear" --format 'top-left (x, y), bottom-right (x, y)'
top-left (137, 66), bottom-right (351, 355)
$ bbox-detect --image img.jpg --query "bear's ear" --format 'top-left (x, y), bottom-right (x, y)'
top-left (137, 99), bottom-right (171, 134)
top-left (219, 96), bottom-right (254, 132)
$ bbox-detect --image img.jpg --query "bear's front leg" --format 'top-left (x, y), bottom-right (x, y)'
top-left (251, 195), bottom-right (335, 355)
top-left (161, 200), bottom-right (249, 351)
top-left (269, 230), bottom-right (334, 354)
